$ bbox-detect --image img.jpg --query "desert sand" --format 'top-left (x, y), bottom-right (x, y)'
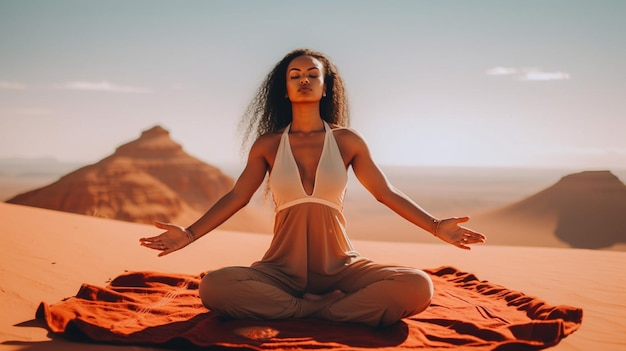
top-left (1, 202), bottom-right (625, 350)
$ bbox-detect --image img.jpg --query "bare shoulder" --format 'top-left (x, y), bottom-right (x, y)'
top-left (331, 126), bottom-right (371, 164)
top-left (249, 131), bottom-right (282, 158)
top-left (331, 126), bottom-right (368, 147)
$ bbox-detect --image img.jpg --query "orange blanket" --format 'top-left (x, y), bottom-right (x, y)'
top-left (36, 266), bottom-right (582, 350)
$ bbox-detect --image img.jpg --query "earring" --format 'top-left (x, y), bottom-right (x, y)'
top-left (322, 91), bottom-right (327, 97)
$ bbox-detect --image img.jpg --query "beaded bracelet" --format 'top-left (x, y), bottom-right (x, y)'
top-left (184, 227), bottom-right (195, 244)
top-left (432, 218), bottom-right (441, 237)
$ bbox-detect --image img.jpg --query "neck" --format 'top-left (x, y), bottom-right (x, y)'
top-left (290, 103), bottom-right (324, 132)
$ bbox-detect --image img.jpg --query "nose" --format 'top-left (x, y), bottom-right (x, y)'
top-left (299, 76), bottom-right (309, 84)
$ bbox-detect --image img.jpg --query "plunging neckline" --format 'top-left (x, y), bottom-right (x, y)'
top-left (285, 123), bottom-right (328, 197)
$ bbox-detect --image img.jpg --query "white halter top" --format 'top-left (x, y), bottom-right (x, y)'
top-left (269, 121), bottom-right (347, 213)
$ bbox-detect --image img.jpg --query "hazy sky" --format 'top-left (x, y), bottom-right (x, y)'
top-left (1, 0), bottom-right (625, 170)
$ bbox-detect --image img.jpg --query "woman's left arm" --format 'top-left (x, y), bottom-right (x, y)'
top-left (341, 130), bottom-right (486, 250)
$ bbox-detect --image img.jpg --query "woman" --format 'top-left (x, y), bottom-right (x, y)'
top-left (140, 48), bottom-right (486, 327)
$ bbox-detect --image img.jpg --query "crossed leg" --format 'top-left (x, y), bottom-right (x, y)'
top-left (199, 261), bottom-right (433, 327)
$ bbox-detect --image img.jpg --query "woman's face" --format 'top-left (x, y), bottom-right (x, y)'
top-left (285, 55), bottom-right (326, 103)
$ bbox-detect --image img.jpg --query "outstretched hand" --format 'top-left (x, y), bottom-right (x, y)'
top-left (435, 217), bottom-right (486, 250)
top-left (140, 221), bottom-right (193, 257)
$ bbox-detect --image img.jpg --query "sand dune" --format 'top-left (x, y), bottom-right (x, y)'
top-left (1, 202), bottom-right (625, 350)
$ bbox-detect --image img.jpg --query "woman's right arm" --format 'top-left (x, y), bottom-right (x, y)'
top-left (140, 136), bottom-right (272, 256)
top-left (185, 137), bottom-right (270, 238)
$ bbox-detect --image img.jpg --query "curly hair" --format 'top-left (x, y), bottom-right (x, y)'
top-left (239, 48), bottom-right (350, 151)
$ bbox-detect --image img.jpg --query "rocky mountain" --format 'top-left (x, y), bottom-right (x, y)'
top-left (6, 126), bottom-right (272, 232)
top-left (478, 170), bottom-right (626, 249)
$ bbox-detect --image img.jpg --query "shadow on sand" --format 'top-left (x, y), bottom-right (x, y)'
top-left (555, 197), bottom-right (626, 249)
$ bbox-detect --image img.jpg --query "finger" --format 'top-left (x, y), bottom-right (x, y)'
top-left (139, 236), bottom-right (164, 244)
top-left (455, 216), bottom-right (470, 224)
top-left (462, 231), bottom-right (482, 240)
top-left (153, 221), bottom-right (172, 230)
top-left (457, 243), bottom-right (471, 250)
top-left (141, 241), bottom-right (164, 250)
top-left (158, 248), bottom-right (176, 257)
top-left (461, 228), bottom-right (486, 241)
top-left (460, 234), bottom-right (482, 244)
top-left (463, 228), bottom-right (484, 236)
top-left (469, 232), bottom-right (487, 242)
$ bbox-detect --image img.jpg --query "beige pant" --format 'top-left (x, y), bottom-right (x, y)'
top-left (199, 260), bottom-right (433, 327)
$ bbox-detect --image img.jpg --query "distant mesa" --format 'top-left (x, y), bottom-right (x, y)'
top-left (114, 125), bottom-right (184, 157)
top-left (5, 125), bottom-right (266, 231)
top-left (489, 170), bottom-right (626, 249)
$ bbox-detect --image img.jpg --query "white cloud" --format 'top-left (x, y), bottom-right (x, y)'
top-left (487, 66), bottom-right (571, 81)
top-left (0, 81), bottom-right (27, 90)
top-left (58, 81), bottom-right (153, 93)
top-left (518, 69), bottom-right (571, 81)
top-left (486, 67), bottom-right (517, 76)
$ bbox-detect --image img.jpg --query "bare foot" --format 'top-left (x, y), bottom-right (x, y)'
top-left (298, 290), bottom-right (345, 318)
